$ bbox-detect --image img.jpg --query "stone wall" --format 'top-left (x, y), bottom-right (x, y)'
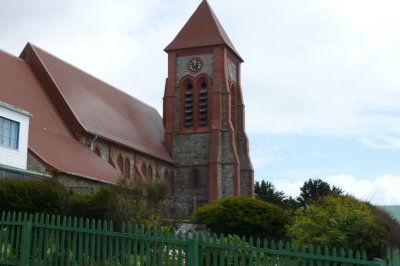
top-left (78, 135), bottom-right (174, 192)
top-left (175, 54), bottom-right (214, 86)
top-left (175, 166), bottom-right (209, 204)
top-left (173, 133), bottom-right (211, 164)
top-left (57, 173), bottom-right (103, 193)
top-left (27, 153), bottom-right (49, 174)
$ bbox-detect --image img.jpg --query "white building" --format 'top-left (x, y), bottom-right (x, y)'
top-left (0, 101), bottom-right (31, 170)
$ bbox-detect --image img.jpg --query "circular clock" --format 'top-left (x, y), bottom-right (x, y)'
top-left (188, 57), bottom-right (203, 72)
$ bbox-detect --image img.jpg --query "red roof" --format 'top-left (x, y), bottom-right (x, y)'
top-left (0, 49), bottom-right (120, 183)
top-left (20, 43), bottom-right (172, 163)
top-left (165, 0), bottom-right (243, 61)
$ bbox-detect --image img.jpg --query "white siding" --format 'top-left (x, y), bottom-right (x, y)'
top-left (0, 104), bottom-right (30, 170)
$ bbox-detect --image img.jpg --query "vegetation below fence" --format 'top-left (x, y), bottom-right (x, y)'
top-left (0, 211), bottom-right (386, 266)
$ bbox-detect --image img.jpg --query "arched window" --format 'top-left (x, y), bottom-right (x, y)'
top-left (184, 84), bottom-right (193, 127)
top-left (199, 82), bottom-right (208, 126)
top-left (117, 156), bottom-right (123, 174)
top-left (141, 164), bottom-right (147, 179)
top-left (164, 171), bottom-right (169, 183)
top-left (169, 172), bottom-right (175, 195)
top-left (188, 169), bottom-right (201, 189)
top-left (124, 158), bottom-right (130, 178)
top-left (147, 166), bottom-right (153, 182)
top-left (94, 147), bottom-right (101, 157)
top-left (164, 171), bottom-right (171, 194)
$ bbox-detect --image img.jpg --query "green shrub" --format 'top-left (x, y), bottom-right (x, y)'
top-left (288, 195), bottom-right (397, 258)
top-left (64, 192), bottom-right (94, 219)
top-left (64, 180), bottom-right (171, 228)
top-left (0, 178), bottom-right (173, 229)
top-left (0, 178), bottom-right (68, 214)
top-left (191, 197), bottom-right (291, 240)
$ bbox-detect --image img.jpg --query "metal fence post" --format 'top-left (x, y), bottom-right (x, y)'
top-left (392, 248), bottom-right (400, 266)
top-left (20, 218), bottom-right (32, 266)
top-left (188, 237), bottom-right (199, 266)
top-left (374, 258), bottom-right (387, 266)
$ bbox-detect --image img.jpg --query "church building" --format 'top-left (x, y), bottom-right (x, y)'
top-left (0, 1), bottom-right (253, 204)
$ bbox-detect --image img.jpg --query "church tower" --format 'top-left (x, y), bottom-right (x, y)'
top-left (163, 0), bottom-right (254, 204)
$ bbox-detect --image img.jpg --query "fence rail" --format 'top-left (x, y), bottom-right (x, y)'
top-left (0, 211), bottom-right (388, 266)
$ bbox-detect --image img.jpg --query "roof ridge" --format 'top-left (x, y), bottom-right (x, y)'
top-left (24, 43), bottom-right (159, 112)
top-left (0, 48), bottom-right (25, 62)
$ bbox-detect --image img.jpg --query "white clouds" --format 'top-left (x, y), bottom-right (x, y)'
top-left (274, 174), bottom-right (400, 205)
top-left (327, 174), bottom-right (400, 205)
top-left (236, 1), bottom-right (400, 142)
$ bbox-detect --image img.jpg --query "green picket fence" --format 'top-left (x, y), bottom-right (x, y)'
top-left (0, 211), bottom-right (386, 266)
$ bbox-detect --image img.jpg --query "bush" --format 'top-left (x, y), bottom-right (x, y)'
top-left (64, 192), bottom-right (93, 218)
top-left (191, 197), bottom-right (291, 240)
top-left (0, 178), bottom-right (175, 228)
top-left (287, 195), bottom-right (398, 258)
top-left (65, 180), bottom-right (171, 228)
top-left (0, 178), bottom-right (68, 215)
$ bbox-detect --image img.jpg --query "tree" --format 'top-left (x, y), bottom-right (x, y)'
top-left (191, 197), bottom-right (291, 240)
top-left (297, 178), bottom-right (343, 208)
top-left (254, 180), bottom-right (286, 207)
top-left (287, 194), bottom-right (398, 258)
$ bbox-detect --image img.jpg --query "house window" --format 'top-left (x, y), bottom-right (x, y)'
top-left (199, 82), bottom-right (208, 126)
top-left (0, 116), bottom-right (19, 149)
top-left (184, 84), bottom-right (193, 127)
top-left (124, 158), bottom-right (130, 178)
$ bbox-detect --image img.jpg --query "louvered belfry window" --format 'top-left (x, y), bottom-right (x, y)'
top-left (199, 82), bottom-right (208, 126)
top-left (184, 84), bottom-right (193, 127)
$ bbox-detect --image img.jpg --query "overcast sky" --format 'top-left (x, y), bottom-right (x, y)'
top-left (2, 0), bottom-right (400, 204)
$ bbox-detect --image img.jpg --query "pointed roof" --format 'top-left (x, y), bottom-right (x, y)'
top-left (20, 43), bottom-right (173, 163)
top-left (0, 49), bottom-right (120, 183)
top-left (165, 0), bottom-right (243, 61)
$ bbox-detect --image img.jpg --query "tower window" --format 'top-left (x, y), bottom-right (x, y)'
top-left (199, 83), bottom-right (208, 126)
top-left (188, 169), bottom-right (201, 189)
top-left (184, 84), bottom-right (193, 127)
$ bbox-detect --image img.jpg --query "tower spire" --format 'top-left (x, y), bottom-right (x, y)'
top-left (165, 1), bottom-right (242, 61)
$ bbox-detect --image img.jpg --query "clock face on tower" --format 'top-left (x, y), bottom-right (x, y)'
top-left (188, 57), bottom-right (203, 72)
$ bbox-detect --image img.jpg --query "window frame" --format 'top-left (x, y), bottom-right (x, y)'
top-left (179, 76), bottom-right (211, 132)
top-left (0, 116), bottom-right (20, 150)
